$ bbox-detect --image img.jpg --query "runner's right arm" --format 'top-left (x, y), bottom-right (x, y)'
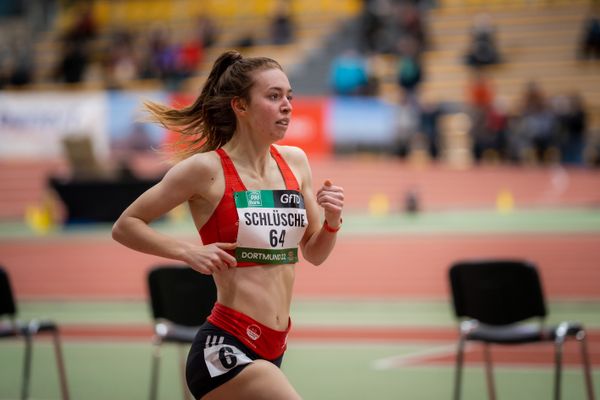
top-left (111, 155), bottom-right (237, 274)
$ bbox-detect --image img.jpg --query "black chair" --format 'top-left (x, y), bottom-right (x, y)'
top-left (449, 259), bottom-right (595, 400)
top-left (147, 265), bottom-right (217, 400)
top-left (0, 266), bottom-right (69, 400)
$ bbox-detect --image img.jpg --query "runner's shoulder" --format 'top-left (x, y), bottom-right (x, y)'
top-left (163, 151), bottom-right (221, 185)
top-left (273, 144), bottom-right (309, 167)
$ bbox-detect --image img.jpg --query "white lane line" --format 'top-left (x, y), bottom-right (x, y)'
top-left (372, 344), bottom-right (458, 370)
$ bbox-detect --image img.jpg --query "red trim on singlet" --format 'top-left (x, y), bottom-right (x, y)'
top-left (207, 302), bottom-right (291, 360)
top-left (199, 145), bottom-right (301, 267)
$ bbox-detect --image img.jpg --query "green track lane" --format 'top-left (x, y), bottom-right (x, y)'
top-left (14, 299), bottom-right (600, 328)
top-left (2, 208), bottom-right (600, 241)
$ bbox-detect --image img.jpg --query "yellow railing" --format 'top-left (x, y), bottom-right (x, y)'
top-left (438, 0), bottom-right (591, 7)
top-left (85, 0), bottom-right (360, 28)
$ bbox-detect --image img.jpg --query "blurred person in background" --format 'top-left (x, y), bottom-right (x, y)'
top-left (0, 44), bottom-right (8, 89)
top-left (330, 49), bottom-right (371, 96)
top-left (195, 13), bottom-right (218, 49)
top-left (102, 28), bottom-right (138, 89)
top-left (510, 81), bottom-right (559, 164)
top-left (112, 50), bottom-right (344, 399)
top-left (396, 35), bottom-right (424, 110)
top-left (418, 97), bottom-right (443, 160)
top-left (55, 38), bottom-right (88, 83)
top-left (554, 92), bottom-right (588, 166)
top-left (393, 94), bottom-right (420, 158)
top-left (466, 71), bottom-right (508, 162)
top-left (1, 32), bottom-right (34, 87)
top-left (8, 41), bottom-right (34, 86)
top-left (359, 0), bottom-right (385, 53)
top-left (270, 0), bottom-right (294, 45)
top-left (578, 13), bottom-right (600, 60)
top-left (392, 0), bottom-right (427, 54)
top-left (54, 2), bottom-right (96, 84)
top-left (464, 13), bottom-right (501, 68)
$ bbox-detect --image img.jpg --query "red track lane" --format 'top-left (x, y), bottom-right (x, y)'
top-left (1, 234), bottom-right (599, 299)
top-left (294, 234), bottom-right (600, 299)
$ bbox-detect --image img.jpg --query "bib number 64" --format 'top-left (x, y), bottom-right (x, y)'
top-left (269, 229), bottom-right (286, 248)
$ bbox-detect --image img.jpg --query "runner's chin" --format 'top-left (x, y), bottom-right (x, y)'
top-left (272, 127), bottom-right (288, 140)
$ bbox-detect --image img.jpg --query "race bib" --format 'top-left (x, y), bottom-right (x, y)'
top-left (204, 343), bottom-right (253, 377)
top-left (234, 190), bottom-right (307, 264)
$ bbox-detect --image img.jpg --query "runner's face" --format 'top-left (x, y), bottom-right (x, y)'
top-left (246, 68), bottom-right (293, 141)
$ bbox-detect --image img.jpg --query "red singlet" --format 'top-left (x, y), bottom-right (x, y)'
top-left (199, 145), bottom-right (301, 267)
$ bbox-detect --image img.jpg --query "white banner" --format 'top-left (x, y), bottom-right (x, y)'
top-left (0, 92), bottom-right (108, 159)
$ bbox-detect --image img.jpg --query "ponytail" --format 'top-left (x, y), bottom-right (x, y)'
top-left (145, 50), bottom-right (282, 161)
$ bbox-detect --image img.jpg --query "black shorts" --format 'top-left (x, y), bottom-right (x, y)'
top-left (186, 321), bottom-right (284, 399)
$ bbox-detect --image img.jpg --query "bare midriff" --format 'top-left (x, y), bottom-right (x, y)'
top-left (212, 263), bottom-right (294, 331)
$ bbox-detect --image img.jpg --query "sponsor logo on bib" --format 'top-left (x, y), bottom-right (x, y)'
top-left (246, 191), bottom-right (262, 207)
top-left (280, 192), bottom-right (302, 205)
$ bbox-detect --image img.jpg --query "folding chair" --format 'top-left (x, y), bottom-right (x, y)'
top-left (0, 266), bottom-right (70, 400)
top-left (147, 265), bottom-right (217, 400)
top-left (449, 259), bottom-right (595, 400)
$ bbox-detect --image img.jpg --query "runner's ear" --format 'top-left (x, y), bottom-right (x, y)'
top-left (231, 97), bottom-right (247, 114)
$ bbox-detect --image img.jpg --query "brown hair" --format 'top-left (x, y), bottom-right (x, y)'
top-left (144, 50), bottom-right (282, 160)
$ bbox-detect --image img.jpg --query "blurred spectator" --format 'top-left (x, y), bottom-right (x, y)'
top-left (330, 50), bottom-right (371, 96)
top-left (270, 1), bottom-right (294, 45)
top-left (393, 0), bottom-right (427, 53)
top-left (393, 96), bottom-right (420, 158)
top-left (464, 13), bottom-right (501, 68)
top-left (554, 92), bottom-right (587, 165)
top-left (63, 3), bottom-right (97, 43)
top-left (396, 36), bottom-right (423, 109)
top-left (578, 15), bottom-right (600, 60)
top-left (0, 30), bottom-right (34, 88)
top-left (419, 98), bottom-right (443, 159)
top-left (359, 0), bottom-right (385, 53)
top-left (103, 29), bottom-right (138, 89)
top-left (234, 33), bottom-right (256, 48)
top-left (53, 2), bottom-right (97, 85)
top-left (146, 26), bottom-right (190, 89)
top-left (195, 14), bottom-right (218, 48)
top-left (467, 69), bottom-right (493, 110)
top-left (55, 40), bottom-right (88, 83)
top-left (0, 44), bottom-right (8, 89)
top-left (511, 81), bottom-right (559, 164)
top-left (465, 71), bottom-right (508, 162)
top-left (8, 38), bottom-right (34, 86)
top-left (469, 101), bottom-right (509, 163)
top-left (177, 37), bottom-right (204, 79)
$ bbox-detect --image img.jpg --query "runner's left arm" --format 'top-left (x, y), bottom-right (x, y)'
top-left (288, 147), bottom-right (344, 266)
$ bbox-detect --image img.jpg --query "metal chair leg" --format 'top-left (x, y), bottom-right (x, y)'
top-left (149, 340), bottom-right (161, 400)
top-left (178, 345), bottom-right (192, 400)
top-left (52, 329), bottom-right (70, 400)
top-left (483, 344), bottom-right (496, 400)
top-left (554, 335), bottom-right (565, 400)
top-left (453, 336), bottom-right (466, 400)
top-left (576, 330), bottom-right (596, 400)
top-left (21, 334), bottom-right (33, 400)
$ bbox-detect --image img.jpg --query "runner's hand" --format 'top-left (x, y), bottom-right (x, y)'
top-left (183, 242), bottom-right (237, 275)
top-left (316, 179), bottom-right (344, 228)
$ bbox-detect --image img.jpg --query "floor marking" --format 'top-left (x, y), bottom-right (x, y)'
top-left (372, 344), bottom-right (457, 370)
